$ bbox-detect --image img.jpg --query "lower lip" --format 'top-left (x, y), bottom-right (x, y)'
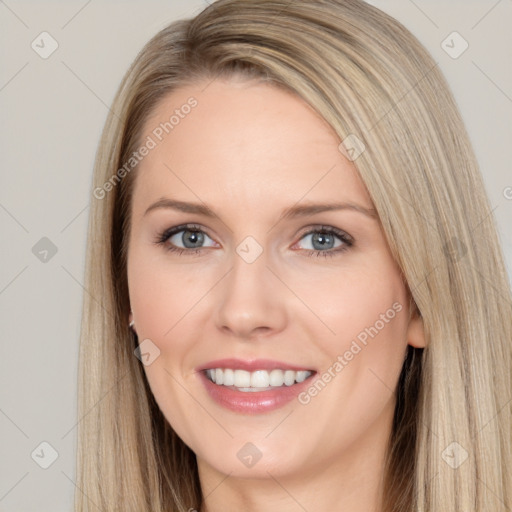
top-left (198, 370), bottom-right (315, 414)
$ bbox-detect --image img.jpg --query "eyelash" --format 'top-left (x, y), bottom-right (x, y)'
top-left (153, 223), bottom-right (354, 258)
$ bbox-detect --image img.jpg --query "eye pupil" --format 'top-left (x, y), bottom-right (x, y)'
top-left (183, 230), bottom-right (204, 248)
top-left (312, 232), bottom-right (334, 250)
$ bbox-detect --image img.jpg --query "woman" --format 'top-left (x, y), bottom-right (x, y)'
top-left (76, 0), bottom-right (512, 510)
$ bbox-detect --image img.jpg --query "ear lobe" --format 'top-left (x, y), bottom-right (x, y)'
top-left (407, 309), bottom-right (426, 349)
top-left (128, 311), bottom-right (136, 333)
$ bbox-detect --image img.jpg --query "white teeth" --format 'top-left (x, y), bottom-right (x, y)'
top-left (234, 369), bottom-right (251, 387)
top-left (206, 368), bottom-right (313, 389)
top-left (269, 369), bottom-right (284, 386)
top-left (223, 368), bottom-right (235, 386)
top-left (251, 370), bottom-right (269, 388)
top-left (284, 370), bottom-right (295, 386)
top-left (295, 370), bottom-right (310, 383)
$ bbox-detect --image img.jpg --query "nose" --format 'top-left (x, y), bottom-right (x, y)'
top-left (214, 246), bottom-right (288, 340)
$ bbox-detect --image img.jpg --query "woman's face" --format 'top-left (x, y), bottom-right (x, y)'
top-left (126, 77), bottom-right (425, 481)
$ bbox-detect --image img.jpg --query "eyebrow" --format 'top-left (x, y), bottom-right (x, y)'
top-left (144, 198), bottom-right (378, 220)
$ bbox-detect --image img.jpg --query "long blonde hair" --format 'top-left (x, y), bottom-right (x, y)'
top-left (76, 0), bottom-right (512, 510)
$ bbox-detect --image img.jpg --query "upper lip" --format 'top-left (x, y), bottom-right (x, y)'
top-left (197, 358), bottom-right (315, 372)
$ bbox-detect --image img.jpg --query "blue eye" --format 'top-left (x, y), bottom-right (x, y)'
top-left (154, 224), bottom-right (353, 258)
top-left (296, 227), bottom-right (353, 257)
top-left (154, 224), bottom-right (216, 255)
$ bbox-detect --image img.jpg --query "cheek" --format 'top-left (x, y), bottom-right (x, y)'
top-left (127, 253), bottom-right (205, 438)
top-left (311, 267), bottom-right (409, 376)
top-left (127, 250), bottom-right (211, 343)
top-left (293, 271), bottom-right (410, 443)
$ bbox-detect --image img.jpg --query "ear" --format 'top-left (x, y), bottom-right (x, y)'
top-left (407, 307), bottom-right (426, 349)
top-left (128, 311), bottom-right (137, 333)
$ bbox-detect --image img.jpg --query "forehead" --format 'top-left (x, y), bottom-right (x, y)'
top-left (132, 78), bottom-right (373, 215)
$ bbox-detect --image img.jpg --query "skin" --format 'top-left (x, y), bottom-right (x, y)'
top-left (126, 76), bottom-right (426, 512)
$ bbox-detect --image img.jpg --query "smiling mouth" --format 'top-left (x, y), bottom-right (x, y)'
top-left (204, 368), bottom-right (315, 392)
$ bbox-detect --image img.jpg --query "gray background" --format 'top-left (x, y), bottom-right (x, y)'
top-left (1, 1), bottom-right (511, 510)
